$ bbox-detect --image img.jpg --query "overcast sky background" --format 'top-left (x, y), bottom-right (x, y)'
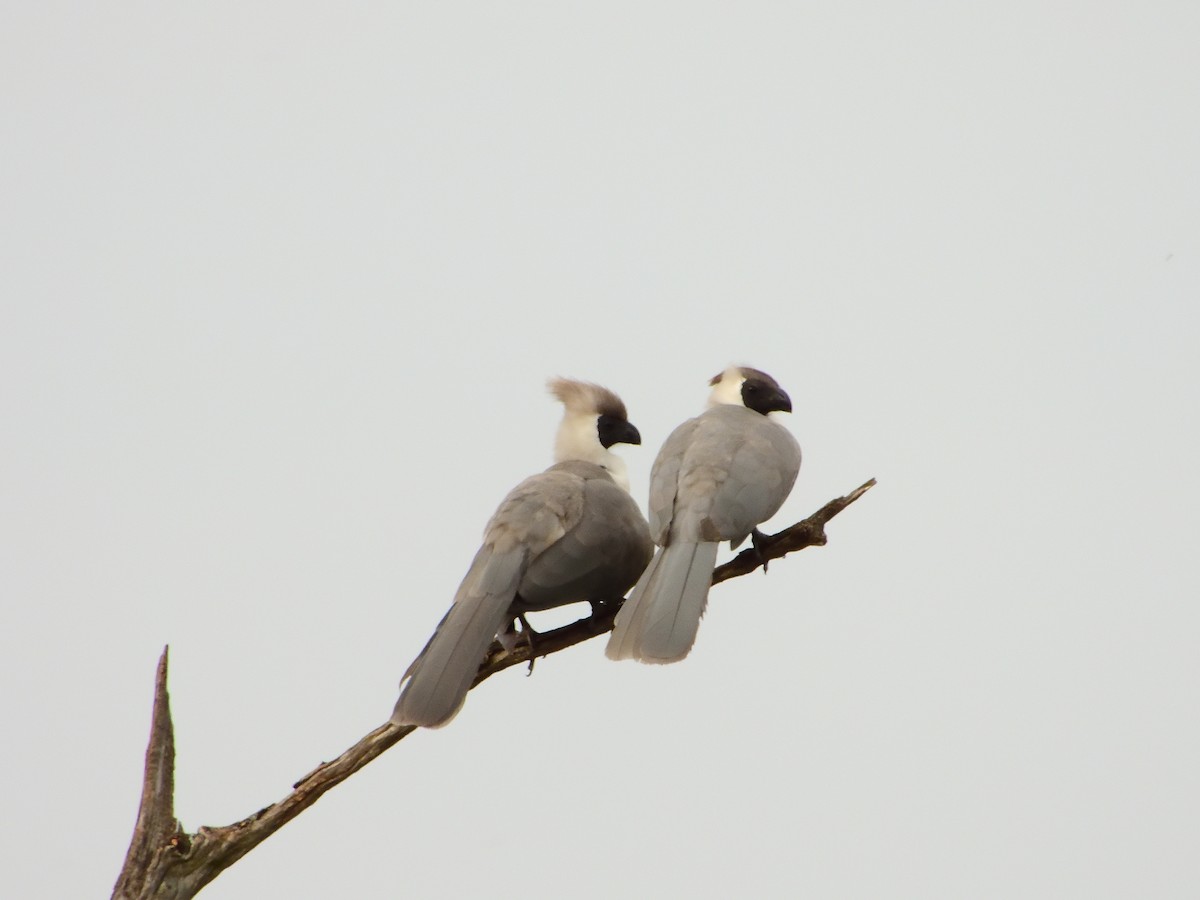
top-left (3, 4), bottom-right (1199, 898)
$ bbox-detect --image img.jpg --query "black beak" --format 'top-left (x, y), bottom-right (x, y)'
top-left (770, 388), bottom-right (792, 415)
top-left (597, 414), bottom-right (642, 448)
top-left (616, 421), bottom-right (642, 446)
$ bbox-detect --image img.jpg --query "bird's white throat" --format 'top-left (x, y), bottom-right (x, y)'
top-left (555, 412), bottom-right (631, 493)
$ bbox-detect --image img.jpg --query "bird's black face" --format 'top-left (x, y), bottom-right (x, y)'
top-left (741, 377), bottom-right (792, 416)
top-left (596, 414), bottom-right (642, 448)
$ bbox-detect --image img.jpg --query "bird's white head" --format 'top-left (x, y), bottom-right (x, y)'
top-left (548, 378), bottom-right (642, 492)
top-left (707, 365), bottom-right (794, 416)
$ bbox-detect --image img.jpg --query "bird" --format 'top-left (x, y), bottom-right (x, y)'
top-left (606, 365), bottom-right (801, 664)
top-left (391, 378), bottom-right (653, 727)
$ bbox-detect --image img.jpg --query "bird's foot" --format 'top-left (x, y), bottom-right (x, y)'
top-left (516, 613), bottom-right (540, 676)
top-left (585, 600), bottom-right (624, 633)
top-left (586, 597), bottom-right (617, 632)
top-left (751, 528), bottom-right (773, 573)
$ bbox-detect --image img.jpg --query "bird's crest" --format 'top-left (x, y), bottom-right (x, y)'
top-left (548, 378), bottom-right (628, 420)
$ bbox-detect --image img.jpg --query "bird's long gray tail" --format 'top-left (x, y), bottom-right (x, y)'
top-left (391, 546), bottom-right (526, 727)
top-left (606, 540), bottom-right (719, 664)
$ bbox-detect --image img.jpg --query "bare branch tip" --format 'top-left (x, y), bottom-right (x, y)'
top-left (848, 477), bottom-right (877, 501)
top-left (155, 646), bottom-right (169, 688)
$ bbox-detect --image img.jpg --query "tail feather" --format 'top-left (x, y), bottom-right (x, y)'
top-left (605, 550), bottom-right (665, 661)
top-left (391, 547), bottom-right (525, 727)
top-left (606, 541), bottom-right (719, 663)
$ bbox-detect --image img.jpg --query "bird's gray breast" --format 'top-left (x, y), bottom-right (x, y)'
top-left (516, 462), bottom-right (652, 611)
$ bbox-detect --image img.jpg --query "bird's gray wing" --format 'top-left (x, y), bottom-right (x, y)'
top-left (703, 410), bottom-right (801, 544)
top-left (391, 468), bottom-right (586, 727)
top-left (647, 416), bottom-right (704, 545)
top-left (486, 468), bottom-right (586, 554)
top-left (392, 542), bottom-right (525, 725)
top-left (519, 463), bottom-right (652, 610)
top-left (653, 408), bottom-right (750, 542)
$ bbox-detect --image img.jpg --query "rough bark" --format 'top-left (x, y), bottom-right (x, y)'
top-left (112, 477), bottom-right (875, 900)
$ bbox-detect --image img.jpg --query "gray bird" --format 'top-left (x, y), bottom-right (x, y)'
top-left (391, 379), bottom-right (653, 727)
top-left (606, 365), bottom-right (801, 664)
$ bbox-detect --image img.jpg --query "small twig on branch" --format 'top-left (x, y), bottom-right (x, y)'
top-left (112, 477), bottom-right (875, 900)
top-left (712, 476), bottom-right (876, 584)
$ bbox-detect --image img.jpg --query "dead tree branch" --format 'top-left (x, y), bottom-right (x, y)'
top-left (113, 649), bottom-right (181, 900)
top-left (112, 477), bottom-right (875, 900)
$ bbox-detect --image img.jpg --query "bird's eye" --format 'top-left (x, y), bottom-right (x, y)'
top-left (745, 384), bottom-right (759, 392)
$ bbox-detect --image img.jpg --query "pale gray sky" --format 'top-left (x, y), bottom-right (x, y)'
top-left (3, 4), bottom-right (1199, 898)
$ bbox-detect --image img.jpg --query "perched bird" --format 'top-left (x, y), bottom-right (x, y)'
top-left (606, 366), bottom-right (801, 664)
top-left (391, 379), bottom-right (652, 727)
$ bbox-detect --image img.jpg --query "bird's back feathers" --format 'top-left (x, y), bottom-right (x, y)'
top-left (393, 460), bottom-right (650, 726)
top-left (607, 400), bottom-right (800, 663)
